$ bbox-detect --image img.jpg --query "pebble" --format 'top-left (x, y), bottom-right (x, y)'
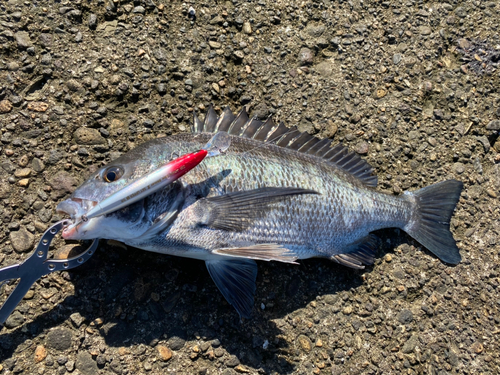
top-left (9, 227), bottom-right (35, 253)
top-left (66, 79), bottom-right (82, 92)
top-left (354, 142), bottom-right (369, 155)
top-left (471, 342), bottom-right (483, 354)
top-left (46, 328), bottom-right (73, 351)
top-left (5, 311), bottom-right (25, 329)
top-left (133, 6), bottom-right (145, 14)
top-left (453, 162), bottom-right (465, 174)
top-left (0, 99), bottom-right (13, 113)
top-left (297, 334), bottom-right (313, 353)
top-left (397, 309), bottom-right (414, 324)
top-left (401, 335), bottom-right (419, 354)
top-left (27, 102), bottom-right (49, 112)
top-left (76, 352), bottom-right (98, 375)
top-left (70, 312), bottom-right (86, 327)
top-left (14, 168), bottom-right (32, 178)
top-left (168, 335), bottom-right (186, 351)
top-left (243, 21), bottom-right (252, 34)
top-left (209, 41), bottom-right (222, 49)
top-left (157, 345), bottom-right (173, 361)
top-left (73, 127), bottom-right (105, 145)
top-left (34, 346), bottom-right (48, 363)
top-left (88, 13), bottom-right (97, 29)
top-left (298, 47), bottom-right (314, 65)
top-left (393, 53), bottom-right (402, 65)
top-left (18, 179), bottom-right (29, 187)
top-left (385, 254), bottom-right (392, 262)
top-left (486, 120), bottom-right (500, 130)
top-left (419, 26), bottom-right (432, 35)
top-left (303, 23), bottom-right (326, 38)
top-left (15, 31), bottom-right (33, 49)
top-left (225, 355), bottom-right (240, 367)
top-left (375, 88), bottom-right (387, 98)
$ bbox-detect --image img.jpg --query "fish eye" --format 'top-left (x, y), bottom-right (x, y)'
top-left (102, 166), bottom-right (124, 183)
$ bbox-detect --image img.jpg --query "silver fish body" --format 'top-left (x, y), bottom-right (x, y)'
top-left (57, 106), bottom-right (462, 318)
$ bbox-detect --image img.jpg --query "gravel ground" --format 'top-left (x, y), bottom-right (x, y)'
top-left (0, 0), bottom-right (499, 374)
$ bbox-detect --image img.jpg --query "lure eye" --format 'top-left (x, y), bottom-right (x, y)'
top-left (102, 166), bottom-right (123, 183)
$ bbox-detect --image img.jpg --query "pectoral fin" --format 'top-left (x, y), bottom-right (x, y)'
top-left (205, 258), bottom-right (257, 319)
top-left (213, 243), bottom-right (299, 264)
top-left (195, 187), bottom-right (318, 232)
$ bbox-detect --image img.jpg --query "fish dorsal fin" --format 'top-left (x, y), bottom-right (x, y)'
top-left (192, 106), bottom-right (378, 187)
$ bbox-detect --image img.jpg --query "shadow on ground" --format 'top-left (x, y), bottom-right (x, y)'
top-left (0, 228), bottom-right (422, 372)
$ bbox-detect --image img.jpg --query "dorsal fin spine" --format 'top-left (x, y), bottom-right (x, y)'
top-left (191, 106), bottom-right (378, 187)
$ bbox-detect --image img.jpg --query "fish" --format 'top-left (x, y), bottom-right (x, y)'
top-left (56, 106), bottom-right (463, 318)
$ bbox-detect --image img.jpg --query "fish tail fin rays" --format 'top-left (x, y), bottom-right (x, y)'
top-left (404, 180), bottom-right (463, 265)
top-left (206, 259), bottom-right (257, 319)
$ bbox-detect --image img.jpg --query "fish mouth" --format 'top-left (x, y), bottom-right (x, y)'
top-left (56, 198), bottom-right (97, 222)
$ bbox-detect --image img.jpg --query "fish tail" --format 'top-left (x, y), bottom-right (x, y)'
top-left (403, 180), bottom-right (463, 264)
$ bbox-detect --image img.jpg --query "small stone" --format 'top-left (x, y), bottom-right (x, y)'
top-left (88, 13), bottom-right (97, 29)
top-left (5, 311), bottom-right (24, 328)
top-left (225, 355), bottom-right (240, 367)
top-left (453, 163), bottom-right (465, 174)
top-left (46, 328), bottom-right (73, 351)
top-left (66, 79), bottom-right (82, 92)
top-left (70, 312), bottom-right (86, 327)
top-left (76, 352), bottom-right (98, 375)
top-left (168, 336), bottom-right (186, 351)
top-left (32, 158), bottom-right (45, 173)
top-left (209, 41), bottom-right (221, 49)
top-left (298, 47), bottom-right (314, 65)
top-left (74, 127), bottom-right (105, 145)
top-left (233, 50), bottom-right (245, 60)
top-left (402, 335), bottom-right (419, 354)
top-left (486, 189), bottom-right (497, 198)
top-left (323, 120), bottom-right (337, 138)
top-left (242, 21), bottom-right (252, 34)
top-left (355, 142), bottom-right (369, 155)
top-left (471, 342), bottom-right (483, 354)
top-left (10, 227), bottom-right (35, 253)
top-left (0, 100), bottom-right (13, 113)
top-left (18, 179), bottom-right (30, 187)
top-left (14, 168), bottom-right (32, 178)
top-left (486, 120), bottom-right (500, 130)
top-left (375, 88), bottom-right (387, 98)
top-left (393, 53), bottom-right (402, 65)
top-left (157, 345), bottom-right (172, 361)
top-left (15, 31), bottom-right (33, 49)
top-left (397, 309), bottom-right (413, 324)
top-left (27, 102), bottom-right (49, 112)
top-left (297, 334), bottom-right (312, 353)
top-left (133, 6), bottom-right (145, 14)
top-left (343, 305), bottom-right (353, 315)
top-left (385, 254), bottom-right (392, 262)
top-left (419, 26), bottom-right (432, 35)
top-left (35, 346), bottom-right (48, 363)
top-left (458, 38), bottom-right (470, 49)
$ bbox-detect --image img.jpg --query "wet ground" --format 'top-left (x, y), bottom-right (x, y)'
top-left (0, 0), bottom-right (499, 374)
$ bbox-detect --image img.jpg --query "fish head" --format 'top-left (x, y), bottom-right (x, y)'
top-left (56, 140), bottom-right (188, 241)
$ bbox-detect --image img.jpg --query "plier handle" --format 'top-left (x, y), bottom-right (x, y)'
top-left (0, 220), bottom-right (98, 326)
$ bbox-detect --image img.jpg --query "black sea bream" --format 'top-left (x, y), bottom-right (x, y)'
top-left (57, 106), bottom-right (463, 318)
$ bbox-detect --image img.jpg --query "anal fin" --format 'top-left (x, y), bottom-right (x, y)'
top-left (213, 244), bottom-right (298, 264)
top-left (206, 259), bottom-right (257, 319)
top-left (332, 234), bottom-right (379, 270)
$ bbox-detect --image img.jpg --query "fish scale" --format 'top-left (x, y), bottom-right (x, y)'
top-left (137, 133), bottom-right (412, 258)
top-left (57, 106), bottom-right (463, 318)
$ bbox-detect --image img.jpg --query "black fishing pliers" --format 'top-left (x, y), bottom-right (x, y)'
top-left (0, 220), bottom-right (98, 327)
